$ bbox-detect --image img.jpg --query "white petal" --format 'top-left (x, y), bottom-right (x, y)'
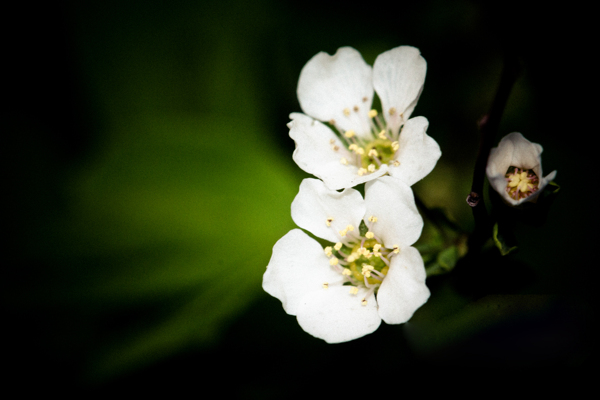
top-left (373, 46), bottom-right (426, 136)
top-left (296, 286), bottom-right (380, 343)
top-left (263, 229), bottom-right (342, 316)
top-left (387, 116), bottom-right (441, 186)
top-left (364, 176), bottom-right (423, 247)
top-left (291, 178), bottom-right (365, 243)
top-left (377, 246), bottom-right (430, 325)
top-left (297, 47), bottom-right (374, 138)
top-left (486, 132), bottom-right (556, 206)
top-left (288, 113), bottom-right (388, 190)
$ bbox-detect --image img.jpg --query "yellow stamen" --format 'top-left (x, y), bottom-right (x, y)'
top-left (368, 109), bottom-right (378, 118)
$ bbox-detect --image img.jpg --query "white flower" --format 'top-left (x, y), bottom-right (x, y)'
top-left (289, 46), bottom-right (441, 190)
top-left (262, 177), bottom-right (429, 343)
top-left (486, 132), bottom-right (557, 206)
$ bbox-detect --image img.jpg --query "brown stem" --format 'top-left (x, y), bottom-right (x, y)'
top-left (467, 51), bottom-right (521, 249)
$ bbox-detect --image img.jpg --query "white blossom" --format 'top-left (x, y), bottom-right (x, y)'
top-left (289, 46), bottom-right (441, 190)
top-left (263, 177), bottom-right (429, 343)
top-left (486, 132), bottom-right (557, 206)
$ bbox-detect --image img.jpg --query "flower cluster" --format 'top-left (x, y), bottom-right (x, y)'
top-left (264, 45), bottom-right (440, 343)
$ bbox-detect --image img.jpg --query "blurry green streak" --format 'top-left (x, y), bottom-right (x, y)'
top-left (43, 114), bottom-right (299, 381)
top-left (48, 0), bottom-right (298, 381)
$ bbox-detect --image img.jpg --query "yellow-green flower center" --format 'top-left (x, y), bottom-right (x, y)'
top-left (335, 109), bottom-right (401, 175)
top-left (505, 166), bottom-right (539, 200)
top-left (346, 239), bottom-right (389, 285)
top-left (361, 139), bottom-right (397, 169)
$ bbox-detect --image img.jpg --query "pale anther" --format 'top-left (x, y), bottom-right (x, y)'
top-left (389, 107), bottom-right (396, 115)
top-left (365, 231), bottom-right (374, 239)
top-left (326, 217), bottom-right (333, 227)
top-left (392, 141), bottom-right (400, 151)
top-left (361, 299), bottom-right (368, 306)
top-left (368, 109), bottom-right (378, 118)
top-left (353, 105), bottom-right (359, 112)
top-left (378, 130), bottom-right (387, 139)
top-left (368, 215), bottom-right (378, 223)
top-left (393, 245), bottom-right (400, 253)
top-left (343, 108), bottom-right (351, 116)
top-left (322, 283), bottom-right (329, 289)
top-left (344, 130), bottom-right (356, 138)
top-left (349, 287), bottom-right (359, 295)
top-left (346, 225), bottom-right (354, 232)
top-left (334, 242), bottom-right (343, 251)
top-left (392, 160), bottom-right (400, 167)
top-left (329, 257), bottom-right (339, 266)
top-left (368, 149), bottom-right (379, 157)
top-left (358, 168), bottom-right (366, 176)
top-left (340, 157), bottom-right (348, 165)
top-left (342, 269), bottom-right (352, 276)
top-left (367, 164), bottom-right (376, 173)
top-left (324, 246), bottom-right (332, 257)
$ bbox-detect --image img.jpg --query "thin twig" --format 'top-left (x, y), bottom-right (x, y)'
top-left (467, 51), bottom-right (521, 250)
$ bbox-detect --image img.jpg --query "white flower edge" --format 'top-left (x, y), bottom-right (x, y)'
top-left (263, 229), bottom-right (381, 343)
top-left (373, 46), bottom-right (427, 136)
top-left (387, 116), bottom-right (441, 186)
top-left (486, 132), bottom-right (557, 206)
top-left (297, 47), bottom-right (374, 139)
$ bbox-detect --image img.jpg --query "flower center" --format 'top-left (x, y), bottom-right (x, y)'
top-left (321, 217), bottom-right (400, 306)
top-left (347, 239), bottom-right (389, 285)
top-left (337, 109), bottom-right (401, 175)
top-left (505, 166), bottom-right (539, 200)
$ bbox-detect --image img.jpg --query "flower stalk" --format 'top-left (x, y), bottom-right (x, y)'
top-left (467, 51), bottom-right (521, 250)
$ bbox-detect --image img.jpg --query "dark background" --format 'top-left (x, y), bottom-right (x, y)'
top-left (4, 0), bottom-right (594, 392)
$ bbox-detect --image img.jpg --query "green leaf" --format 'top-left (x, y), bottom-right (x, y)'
top-left (493, 222), bottom-right (518, 256)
